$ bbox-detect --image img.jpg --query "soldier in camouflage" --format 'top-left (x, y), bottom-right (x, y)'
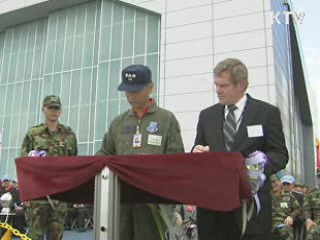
top-left (271, 175), bottom-right (301, 240)
top-left (303, 172), bottom-right (320, 240)
top-left (20, 95), bottom-right (77, 240)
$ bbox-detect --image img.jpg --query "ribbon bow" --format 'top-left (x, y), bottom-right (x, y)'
top-left (241, 151), bottom-right (268, 237)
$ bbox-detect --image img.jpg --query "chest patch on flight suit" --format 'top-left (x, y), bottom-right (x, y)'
top-left (280, 202), bottom-right (288, 208)
top-left (123, 125), bottom-right (135, 134)
top-left (146, 121), bottom-right (159, 133)
top-left (147, 134), bottom-right (162, 146)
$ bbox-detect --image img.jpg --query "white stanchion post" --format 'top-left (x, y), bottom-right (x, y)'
top-left (94, 166), bottom-right (120, 240)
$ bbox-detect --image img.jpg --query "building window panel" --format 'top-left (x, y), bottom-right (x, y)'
top-left (147, 14), bottom-right (160, 54)
top-left (0, 32), bottom-right (4, 71)
top-left (0, 82), bottom-right (5, 116)
top-left (122, 7), bottom-right (135, 58)
top-left (42, 75), bottom-right (54, 97)
top-left (0, 149), bottom-right (8, 176)
top-left (0, 0), bottom-right (160, 180)
top-left (134, 13), bottom-right (146, 56)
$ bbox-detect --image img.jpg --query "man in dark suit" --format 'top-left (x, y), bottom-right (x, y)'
top-left (193, 58), bottom-right (288, 240)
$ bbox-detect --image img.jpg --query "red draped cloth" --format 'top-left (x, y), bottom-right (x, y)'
top-left (15, 152), bottom-right (250, 212)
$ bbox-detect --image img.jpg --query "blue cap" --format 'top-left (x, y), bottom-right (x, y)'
top-left (281, 175), bottom-right (295, 184)
top-left (118, 64), bottom-right (152, 92)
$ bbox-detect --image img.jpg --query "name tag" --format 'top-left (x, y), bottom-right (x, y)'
top-left (147, 134), bottom-right (162, 146)
top-left (247, 125), bottom-right (263, 138)
top-left (280, 202), bottom-right (288, 208)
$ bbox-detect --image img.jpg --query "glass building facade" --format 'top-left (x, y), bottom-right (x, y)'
top-left (0, 0), bottom-right (160, 177)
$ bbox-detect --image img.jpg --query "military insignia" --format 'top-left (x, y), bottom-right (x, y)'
top-left (28, 150), bottom-right (47, 157)
top-left (146, 121), bottom-right (159, 133)
top-left (283, 197), bottom-right (290, 201)
top-left (41, 134), bottom-right (48, 138)
top-left (123, 125), bottom-right (135, 134)
top-left (125, 73), bottom-right (136, 81)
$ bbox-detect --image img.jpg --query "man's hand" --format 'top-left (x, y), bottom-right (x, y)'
top-left (22, 201), bottom-right (30, 207)
top-left (192, 145), bottom-right (209, 153)
top-left (284, 216), bottom-right (293, 226)
top-left (176, 215), bottom-right (183, 226)
top-left (306, 219), bottom-right (316, 231)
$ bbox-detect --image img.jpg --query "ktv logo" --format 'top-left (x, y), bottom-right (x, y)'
top-left (271, 11), bottom-right (305, 25)
top-left (271, 0), bottom-right (305, 25)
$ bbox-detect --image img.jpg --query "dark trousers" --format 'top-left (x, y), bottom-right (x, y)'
top-left (197, 208), bottom-right (241, 240)
top-left (120, 203), bottom-right (162, 240)
top-left (13, 214), bottom-right (27, 233)
top-left (197, 208), bottom-right (272, 240)
top-left (0, 214), bottom-right (26, 237)
top-left (243, 234), bottom-right (271, 240)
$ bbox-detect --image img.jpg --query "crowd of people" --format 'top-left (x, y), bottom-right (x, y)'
top-left (0, 176), bottom-right (27, 237)
top-left (64, 204), bottom-right (94, 233)
top-left (0, 178), bottom-right (94, 236)
top-left (270, 173), bottom-right (320, 240)
top-left (0, 177), bottom-right (198, 239)
top-left (2, 172), bottom-right (320, 240)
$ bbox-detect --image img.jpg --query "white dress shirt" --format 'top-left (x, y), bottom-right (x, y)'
top-left (224, 94), bottom-right (247, 131)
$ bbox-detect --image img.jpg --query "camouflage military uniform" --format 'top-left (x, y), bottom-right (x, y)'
top-left (20, 123), bottom-right (77, 240)
top-left (303, 188), bottom-right (320, 240)
top-left (271, 190), bottom-right (301, 240)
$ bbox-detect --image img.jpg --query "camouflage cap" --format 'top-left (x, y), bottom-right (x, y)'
top-left (42, 95), bottom-right (62, 108)
top-left (270, 174), bottom-right (280, 181)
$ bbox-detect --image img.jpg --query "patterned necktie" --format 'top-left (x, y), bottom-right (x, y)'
top-left (223, 105), bottom-right (237, 151)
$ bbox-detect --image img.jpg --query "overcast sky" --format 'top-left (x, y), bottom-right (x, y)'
top-left (292, 0), bottom-right (319, 137)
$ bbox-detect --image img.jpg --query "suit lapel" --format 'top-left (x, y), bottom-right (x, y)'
top-left (215, 105), bottom-right (226, 150)
top-left (208, 104), bottom-right (226, 151)
top-left (213, 104), bottom-right (226, 151)
top-left (231, 95), bottom-right (260, 150)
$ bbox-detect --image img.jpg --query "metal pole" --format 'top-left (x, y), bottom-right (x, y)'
top-left (111, 170), bottom-right (120, 240)
top-left (94, 166), bottom-right (120, 240)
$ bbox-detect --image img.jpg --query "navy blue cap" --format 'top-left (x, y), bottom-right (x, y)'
top-left (118, 64), bottom-right (152, 92)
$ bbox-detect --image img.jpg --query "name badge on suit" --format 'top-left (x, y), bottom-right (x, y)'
top-left (247, 125), bottom-right (263, 138)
